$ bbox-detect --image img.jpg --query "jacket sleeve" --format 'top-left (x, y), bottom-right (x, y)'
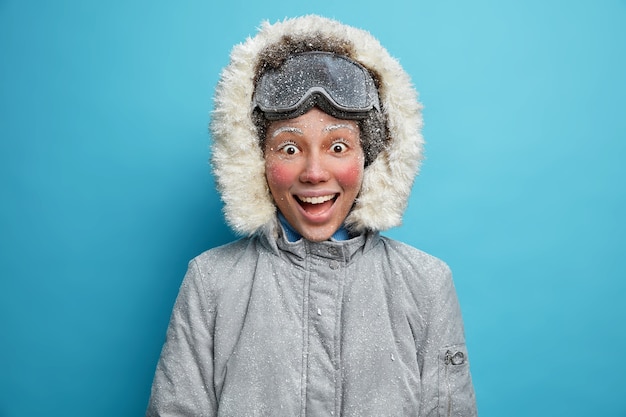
top-left (146, 259), bottom-right (217, 417)
top-left (418, 263), bottom-right (478, 417)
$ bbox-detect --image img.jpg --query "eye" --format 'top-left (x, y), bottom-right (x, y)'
top-left (331, 142), bottom-right (348, 153)
top-left (279, 143), bottom-right (300, 155)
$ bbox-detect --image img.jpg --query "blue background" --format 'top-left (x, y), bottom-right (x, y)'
top-left (1, 0), bottom-right (625, 416)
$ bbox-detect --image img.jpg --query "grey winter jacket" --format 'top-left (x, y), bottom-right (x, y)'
top-left (148, 15), bottom-right (477, 416)
top-left (146, 221), bottom-right (476, 416)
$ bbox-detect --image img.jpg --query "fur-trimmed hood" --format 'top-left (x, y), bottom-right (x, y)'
top-left (210, 15), bottom-right (423, 235)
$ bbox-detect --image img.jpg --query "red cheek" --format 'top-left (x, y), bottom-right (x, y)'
top-left (333, 160), bottom-right (364, 187)
top-left (266, 161), bottom-right (296, 187)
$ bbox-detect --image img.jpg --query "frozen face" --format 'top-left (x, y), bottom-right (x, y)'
top-left (264, 107), bottom-right (365, 242)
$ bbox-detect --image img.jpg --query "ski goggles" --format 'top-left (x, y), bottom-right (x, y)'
top-left (252, 51), bottom-right (381, 120)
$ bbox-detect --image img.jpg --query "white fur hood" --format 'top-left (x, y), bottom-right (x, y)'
top-left (210, 15), bottom-right (423, 235)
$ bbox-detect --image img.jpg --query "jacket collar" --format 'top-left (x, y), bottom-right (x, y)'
top-left (259, 215), bottom-right (380, 267)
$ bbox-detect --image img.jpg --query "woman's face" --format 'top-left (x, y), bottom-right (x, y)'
top-left (264, 107), bottom-right (365, 242)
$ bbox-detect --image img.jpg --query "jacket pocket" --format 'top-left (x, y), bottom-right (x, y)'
top-left (438, 344), bottom-right (476, 417)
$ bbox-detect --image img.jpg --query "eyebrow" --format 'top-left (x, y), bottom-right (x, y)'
top-left (270, 126), bottom-right (303, 139)
top-left (270, 123), bottom-right (357, 139)
top-left (323, 123), bottom-right (358, 133)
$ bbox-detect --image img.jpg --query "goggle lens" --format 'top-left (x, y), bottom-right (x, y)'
top-left (253, 52), bottom-right (380, 119)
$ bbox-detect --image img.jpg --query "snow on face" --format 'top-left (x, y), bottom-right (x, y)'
top-left (264, 107), bottom-right (365, 242)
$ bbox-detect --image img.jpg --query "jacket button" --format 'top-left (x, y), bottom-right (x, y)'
top-left (328, 247), bottom-right (338, 256)
top-left (329, 260), bottom-right (340, 270)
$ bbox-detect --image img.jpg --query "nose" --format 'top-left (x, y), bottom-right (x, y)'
top-left (299, 153), bottom-right (330, 184)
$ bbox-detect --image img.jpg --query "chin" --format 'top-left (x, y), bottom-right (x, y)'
top-left (299, 226), bottom-right (339, 242)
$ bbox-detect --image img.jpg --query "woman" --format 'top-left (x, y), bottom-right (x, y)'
top-left (147, 15), bottom-right (477, 417)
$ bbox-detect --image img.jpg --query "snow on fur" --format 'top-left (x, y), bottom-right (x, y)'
top-left (210, 15), bottom-right (423, 235)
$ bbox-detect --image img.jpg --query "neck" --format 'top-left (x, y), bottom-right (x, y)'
top-left (277, 212), bottom-right (350, 242)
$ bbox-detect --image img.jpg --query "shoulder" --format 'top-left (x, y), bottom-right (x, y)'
top-left (370, 236), bottom-right (457, 306)
top-left (376, 236), bottom-right (452, 278)
top-left (193, 238), bottom-right (255, 264)
top-left (184, 236), bottom-right (266, 289)
top-left (194, 234), bottom-right (270, 265)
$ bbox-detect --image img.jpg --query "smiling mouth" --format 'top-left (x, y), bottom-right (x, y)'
top-left (296, 194), bottom-right (337, 215)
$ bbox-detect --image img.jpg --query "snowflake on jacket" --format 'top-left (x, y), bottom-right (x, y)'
top-left (147, 14), bottom-right (477, 417)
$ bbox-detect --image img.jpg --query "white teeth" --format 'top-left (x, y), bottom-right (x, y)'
top-left (298, 194), bottom-right (336, 204)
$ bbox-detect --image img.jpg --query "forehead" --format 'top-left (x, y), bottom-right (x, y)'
top-left (267, 108), bottom-right (359, 135)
